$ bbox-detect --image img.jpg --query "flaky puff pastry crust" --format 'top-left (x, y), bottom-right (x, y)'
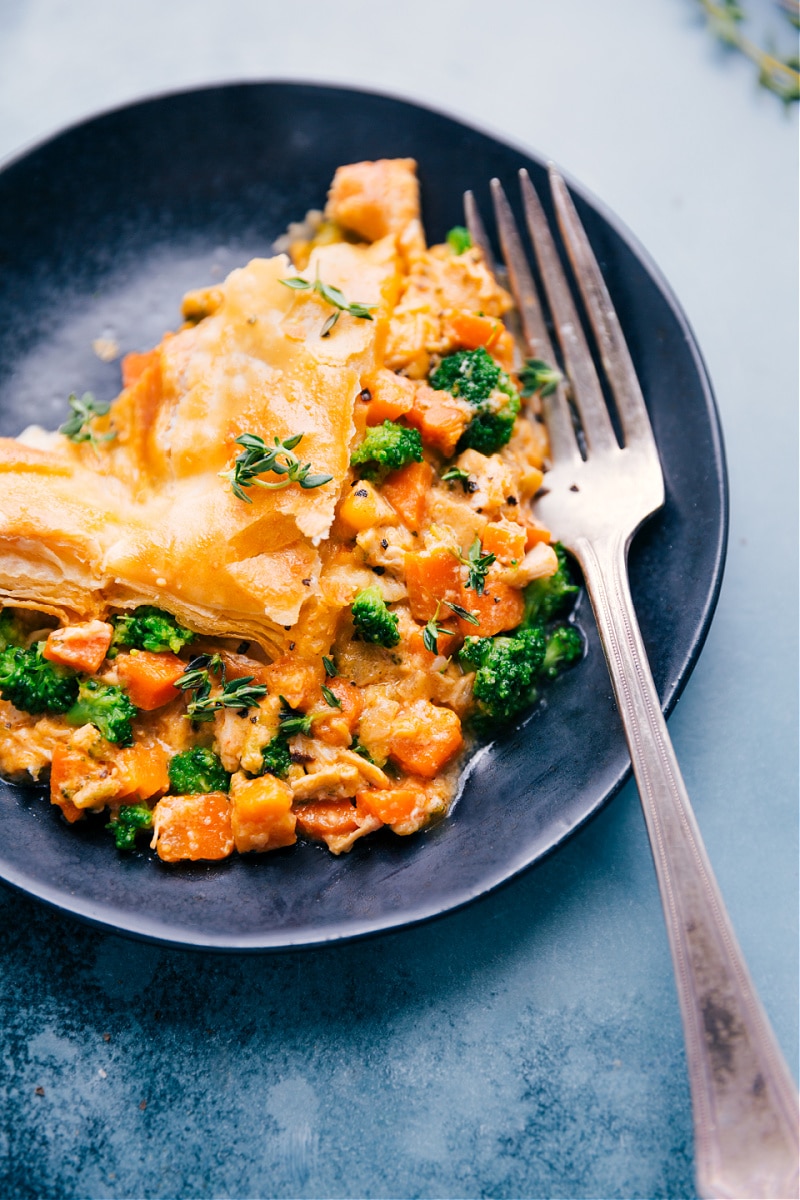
top-left (0, 239), bottom-right (401, 655)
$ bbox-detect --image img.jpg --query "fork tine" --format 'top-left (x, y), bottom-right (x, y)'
top-left (463, 190), bottom-right (497, 273)
top-left (548, 166), bottom-right (657, 450)
top-left (487, 178), bottom-right (579, 466)
top-left (519, 168), bottom-right (618, 455)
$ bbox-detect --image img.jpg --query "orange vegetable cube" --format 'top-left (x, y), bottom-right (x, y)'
top-left (43, 620), bottom-right (113, 674)
top-left (407, 622), bottom-right (459, 660)
top-left (481, 519), bottom-right (527, 565)
top-left (295, 799), bottom-right (360, 842)
top-left (356, 785), bottom-right (425, 825)
top-left (230, 775), bottom-right (296, 854)
top-left (264, 656), bottom-right (324, 711)
top-left (388, 701), bottom-right (463, 778)
top-left (361, 368), bottom-right (415, 425)
top-left (325, 157), bottom-right (420, 242)
top-left (460, 584), bottom-right (525, 637)
top-left (380, 460), bottom-right (433, 532)
top-left (338, 479), bottom-right (397, 534)
top-left (405, 384), bottom-right (471, 456)
top-left (449, 311), bottom-right (505, 352)
top-left (115, 650), bottom-right (186, 711)
top-left (49, 744), bottom-right (92, 822)
top-left (152, 793), bottom-right (234, 862)
top-left (404, 547), bottom-right (465, 622)
top-left (115, 742), bottom-right (170, 802)
top-left (521, 514), bottom-right (552, 550)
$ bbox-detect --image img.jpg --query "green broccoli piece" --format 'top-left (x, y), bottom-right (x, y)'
top-left (111, 606), bottom-right (195, 655)
top-left (350, 421), bottom-right (423, 479)
top-left (168, 747), bottom-right (231, 794)
top-left (106, 804), bottom-right (153, 851)
top-left (351, 586), bottom-right (400, 648)
top-left (0, 609), bottom-right (28, 651)
top-left (446, 226), bottom-right (472, 254)
top-left (522, 544), bottom-right (579, 624)
top-left (429, 347), bottom-right (521, 455)
top-left (0, 642), bottom-right (79, 715)
top-left (66, 679), bottom-right (137, 746)
top-left (261, 735), bottom-right (292, 780)
top-left (459, 626), bottom-right (546, 724)
top-left (542, 625), bottom-right (584, 680)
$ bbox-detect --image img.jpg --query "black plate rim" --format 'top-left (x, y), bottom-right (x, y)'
top-left (0, 79), bottom-right (728, 951)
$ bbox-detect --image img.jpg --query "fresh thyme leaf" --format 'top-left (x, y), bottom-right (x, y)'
top-left (278, 695), bottom-right (317, 737)
top-left (320, 311), bottom-right (340, 338)
top-left (322, 656), bottom-right (336, 677)
top-left (446, 226), bottom-right (472, 254)
top-left (351, 740), bottom-right (374, 763)
top-left (219, 432), bottom-right (333, 501)
top-left (175, 654), bottom-right (224, 693)
top-left (456, 538), bottom-right (496, 596)
top-left (518, 358), bottom-right (563, 399)
top-left (443, 600), bottom-right (480, 625)
top-left (321, 685), bottom-right (342, 709)
top-left (441, 466), bottom-right (478, 493)
top-left (279, 271), bottom-right (377, 336)
top-left (279, 277), bottom-right (313, 290)
top-left (59, 392), bottom-right (115, 448)
top-left (696, 0), bottom-right (800, 102)
top-left (423, 618), bottom-right (452, 655)
top-left (187, 675), bottom-right (267, 719)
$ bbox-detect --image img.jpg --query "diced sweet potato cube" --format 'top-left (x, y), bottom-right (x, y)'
top-left (380, 460), bottom-right (432, 532)
top-left (461, 584), bottom-right (525, 637)
top-left (294, 799), bottom-right (360, 841)
top-left (404, 547), bottom-right (464, 622)
top-left (405, 384), bottom-right (471, 456)
top-left (152, 793), bottom-right (234, 862)
top-left (361, 368), bottom-right (416, 425)
top-left (263, 656), bottom-right (323, 711)
top-left (43, 620), bottom-right (113, 674)
top-left (325, 158), bottom-right (420, 242)
top-left (115, 742), bottom-right (170, 802)
top-left (356, 785), bottom-right (425, 825)
top-left (521, 514), bottom-right (552, 550)
top-left (49, 745), bottom-right (92, 822)
top-left (230, 775), bottom-right (296, 854)
top-left (338, 479), bottom-right (397, 534)
top-left (481, 519), bottom-right (527, 565)
top-left (388, 701), bottom-right (463, 778)
top-left (115, 650), bottom-right (186, 711)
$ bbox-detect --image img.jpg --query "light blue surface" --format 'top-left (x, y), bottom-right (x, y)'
top-left (0, 2), bottom-right (797, 1197)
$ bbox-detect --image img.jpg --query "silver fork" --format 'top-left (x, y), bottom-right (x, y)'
top-left (465, 168), bottom-right (799, 1200)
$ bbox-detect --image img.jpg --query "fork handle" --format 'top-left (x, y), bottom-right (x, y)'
top-left (575, 530), bottom-right (799, 1200)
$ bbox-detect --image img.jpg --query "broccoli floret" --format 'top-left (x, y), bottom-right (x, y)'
top-left (0, 609), bottom-right (27, 651)
top-left (522, 544), bottom-right (579, 624)
top-left (168, 747), bottom-right (231, 794)
top-left (106, 804), bottom-right (153, 851)
top-left (261, 735), bottom-right (292, 780)
top-left (0, 642), bottom-right (79, 715)
top-left (459, 626), bottom-right (546, 724)
top-left (429, 347), bottom-right (521, 455)
top-left (351, 586), bottom-right (400, 648)
top-left (66, 679), bottom-right (137, 746)
top-left (111, 606), bottom-right (195, 655)
top-left (542, 625), bottom-right (584, 680)
top-left (446, 226), bottom-right (472, 254)
top-left (350, 421), bottom-right (423, 479)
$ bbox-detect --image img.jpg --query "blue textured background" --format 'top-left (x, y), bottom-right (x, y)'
top-left (0, 2), bottom-right (797, 1198)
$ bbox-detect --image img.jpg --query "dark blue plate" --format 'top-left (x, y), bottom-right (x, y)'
top-left (0, 82), bottom-right (727, 950)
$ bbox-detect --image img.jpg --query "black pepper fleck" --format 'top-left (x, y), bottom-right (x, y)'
top-left (250, 716), bottom-right (258, 724)
top-left (380, 539), bottom-right (389, 549)
top-left (359, 388), bottom-right (372, 402)
top-left (289, 641), bottom-right (296, 650)
top-left (372, 566), bottom-right (385, 576)
top-left (569, 484), bottom-right (580, 493)
top-left (302, 578), bottom-right (311, 586)
top-left (506, 496), bottom-right (518, 506)
top-left (355, 488), bottom-right (368, 498)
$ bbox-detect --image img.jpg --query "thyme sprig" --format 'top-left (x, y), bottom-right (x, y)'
top-left (176, 653), bottom-right (267, 720)
top-left (518, 358), bottom-right (563, 399)
top-left (59, 392), bottom-right (115, 449)
top-left (423, 600), bottom-right (479, 654)
top-left (278, 696), bottom-right (322, 737)
top-left (455, 539), bottom-right (497, 596)
top-left (696, 0), bottom-right (800, 103)
top-left (280, 272), bottom-right (377, 337)
top-left (441, 466), bottom-right (478, 493)
top-left (220, 432), bottom-right (333, 503)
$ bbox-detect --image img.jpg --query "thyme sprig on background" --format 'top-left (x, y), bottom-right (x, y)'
top-left (59, 392), bottom-right (115, 449)
top-left (220, 432), bottom-right (333, 502)
top-left (176, 654), bottom-right (267, 720)
top-left (696, 0), bottom-right (800, 103)
top-left (280, 272), bottom-right (377, 337)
